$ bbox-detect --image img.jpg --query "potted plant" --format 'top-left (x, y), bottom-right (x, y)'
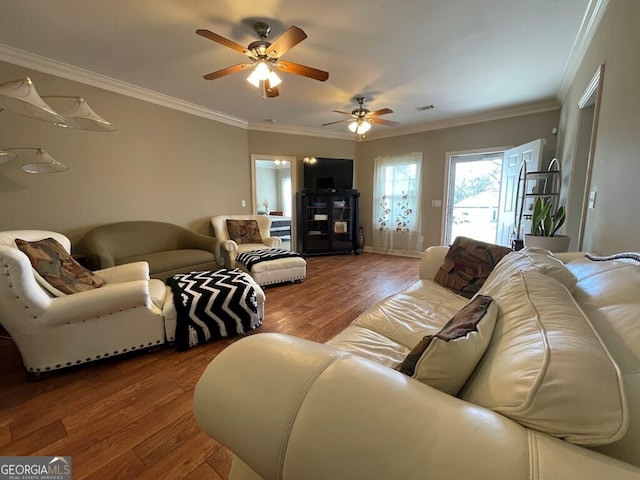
top-left (523, 197), bottom-right (571, 252)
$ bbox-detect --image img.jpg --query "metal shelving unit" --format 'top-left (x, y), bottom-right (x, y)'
top-left (513, 158), bottom-right (561, 250)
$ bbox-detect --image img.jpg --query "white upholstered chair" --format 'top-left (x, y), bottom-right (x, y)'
top-left (211, 215), bottom-right (282, 268)
top-left (0, 230), bottom-right (168, 374)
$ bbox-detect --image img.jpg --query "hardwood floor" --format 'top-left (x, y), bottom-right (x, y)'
top-left (0, 252), bottom-right (420, 479)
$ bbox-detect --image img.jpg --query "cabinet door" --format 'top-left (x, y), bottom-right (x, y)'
top-left (304, 194), bottom-right (330, 252)
top-left (330, 194), bottom-right (354, 251)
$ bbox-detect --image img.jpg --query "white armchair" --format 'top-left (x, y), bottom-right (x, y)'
top-left (0, 230), bottom-right (167, 374)
top-left (211, 215), bottom-right (281, 268)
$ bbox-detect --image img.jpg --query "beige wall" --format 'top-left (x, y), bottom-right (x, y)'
top-left (355, 111), bottom-right (559, 249)
top-left (0, 61), bottom-right (249, 244)
top-left (4, 0), bottom-right (636, 258)
top-left (556, 0), bottom-right (640, 254)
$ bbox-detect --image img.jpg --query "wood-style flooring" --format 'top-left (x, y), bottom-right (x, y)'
top-left (0, 252), bottom-right (420, 479)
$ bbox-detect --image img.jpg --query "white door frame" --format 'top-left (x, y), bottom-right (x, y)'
top-left (572, 64), bottom-right (605, 250)
top-left (442, 146), bottom-right (511, 245)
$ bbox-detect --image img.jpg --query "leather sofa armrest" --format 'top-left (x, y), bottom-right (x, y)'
top-left (41, 280), bottom-right (151, 326)
top-left (194, 333), bottom-right (640, 480)
top-left (419, 245), bottom-right (449, 280)
top-left (95, 261), bottom-right (150, 283)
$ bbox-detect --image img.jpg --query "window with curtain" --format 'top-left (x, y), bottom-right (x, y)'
top-left (372, 152), bottom-right (423, 254)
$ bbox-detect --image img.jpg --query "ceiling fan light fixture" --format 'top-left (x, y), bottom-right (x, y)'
top-left (254, 61), bottom-right (271, 81)
top-left (349, 120), bottom-right (371, 135)
top-left (268, 70), bottom-right (282, 88)
top-left (246, 69), bottom-right (261, 87)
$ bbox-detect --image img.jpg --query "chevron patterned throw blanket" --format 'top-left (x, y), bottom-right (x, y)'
top-left (236, 248), bottom-right (303, 270)
top-left (167, 269), bottom-right (261, 350)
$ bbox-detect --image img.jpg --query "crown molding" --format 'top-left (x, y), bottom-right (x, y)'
top-left (0, 44), bottom-right (248, 129)
top-left (248, 100), bottom-right (559, 141)
top-left (0, 43), bottom-right (563, 142)
top-left (247, 120), bottom-right (354, 140)
top-left (362, 101), bottom-right (560, 141)
top-left (558, 0), bottom-right (609, 102)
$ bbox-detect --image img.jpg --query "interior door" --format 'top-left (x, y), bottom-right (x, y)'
top-left (495, 138), bottom-right (544, 246)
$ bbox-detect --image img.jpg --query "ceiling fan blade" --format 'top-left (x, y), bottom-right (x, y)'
top-left (321, 119), bottom-right (350, 126)
top-left (196, 29), bottom-right (253, 57)
top-left (276, 61), bottom-right (329, 82)
top-left (369, 117), bottom-right (400, 127)
top-left (266, 26), bottom-right (307, 58)
top-left (264, 79), bottom-right (280, 98)
top-left (369, 108), bottom-right (394, 117)
top-left (203, 63), bottom-right (252, 80)
top-left (331, 110), bottom-right (353, 115)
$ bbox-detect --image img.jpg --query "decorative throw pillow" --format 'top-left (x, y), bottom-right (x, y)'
top-left (226, 220), bottom-right (263, 245)
top-left (15, 237), bottom-right (105, 296)
top-left (397, 295), bottom-right (497, 395)
top-left (434, 236), bottom-right (512, 298)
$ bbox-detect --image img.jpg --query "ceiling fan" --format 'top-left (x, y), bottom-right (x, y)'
top-left (322, 96), bottom-right (399, 134)
top-left (196, 22), bottom-right (329, 98)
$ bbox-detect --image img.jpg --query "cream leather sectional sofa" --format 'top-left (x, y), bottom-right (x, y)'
top-left (194, 245), bottom-right (640, 479)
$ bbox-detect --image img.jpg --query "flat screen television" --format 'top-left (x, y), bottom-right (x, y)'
top-left (303, 157), bottom-right (354, 191)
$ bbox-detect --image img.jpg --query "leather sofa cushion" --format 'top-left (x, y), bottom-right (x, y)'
top-left (397, 295), bottom-right (497, 395)
top-left (328, 280), bottom-right (468, 367)
top-left (460, 270), bottom-right (628, 446)
top-left (565, 255), bottom-right (640, 463)
top-left (479, 247), bottom-right (577, 297)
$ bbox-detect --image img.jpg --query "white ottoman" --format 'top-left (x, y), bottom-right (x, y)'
top-left (237, 250), bottom-right (307, 287)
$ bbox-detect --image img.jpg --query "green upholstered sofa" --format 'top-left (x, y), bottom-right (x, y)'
top-left (81, 221), bottom-right (218, 281)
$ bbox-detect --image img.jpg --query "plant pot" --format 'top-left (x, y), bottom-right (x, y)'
top-left (523, 234), bottom-right (571, 253)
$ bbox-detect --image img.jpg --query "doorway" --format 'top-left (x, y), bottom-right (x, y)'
top-left (250, 154), bottom-right (296, 250)
top-left (444, 152), bottom-right (503, 245)
top-left (568, 64), bottom-right (604, 250)
top-left (444, 139), bottom-right (544, 246)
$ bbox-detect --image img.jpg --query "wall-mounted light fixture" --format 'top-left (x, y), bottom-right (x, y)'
top-left (0, 77), bottom-right (117, 131)
top-left (1, 147), bottom-right (68, 174)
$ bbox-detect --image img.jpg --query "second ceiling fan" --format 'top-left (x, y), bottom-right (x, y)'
top-left (196, 22), bottom-right (329, 97)
top-left (323, 96), bottom-right (399, 135)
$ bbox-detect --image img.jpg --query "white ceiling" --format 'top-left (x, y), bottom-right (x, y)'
top-left (0, 0), bottom-right (595, 139)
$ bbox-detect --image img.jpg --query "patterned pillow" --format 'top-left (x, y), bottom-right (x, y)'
top-left (226, 220), bottom-right (263, 245)
top-left (15, 237), bottom-right (105, 296)
top-left (397, 295), bottom-right (497, 395)
top-left (434, 236), bottom-right (512, 298)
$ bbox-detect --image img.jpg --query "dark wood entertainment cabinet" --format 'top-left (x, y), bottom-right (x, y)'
top-left (296, 190), bottom-right (360, 256)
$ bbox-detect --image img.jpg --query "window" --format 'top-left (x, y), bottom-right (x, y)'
top-left (372, 152), bottom-right (423, 253)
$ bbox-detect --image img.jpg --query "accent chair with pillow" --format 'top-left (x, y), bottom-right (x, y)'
top-left (0, 230), bottom-right (167, 375)
top-left (193, 240), bottom-right (640, 479)
top-left (211, 215), bottom-right (282, 268)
